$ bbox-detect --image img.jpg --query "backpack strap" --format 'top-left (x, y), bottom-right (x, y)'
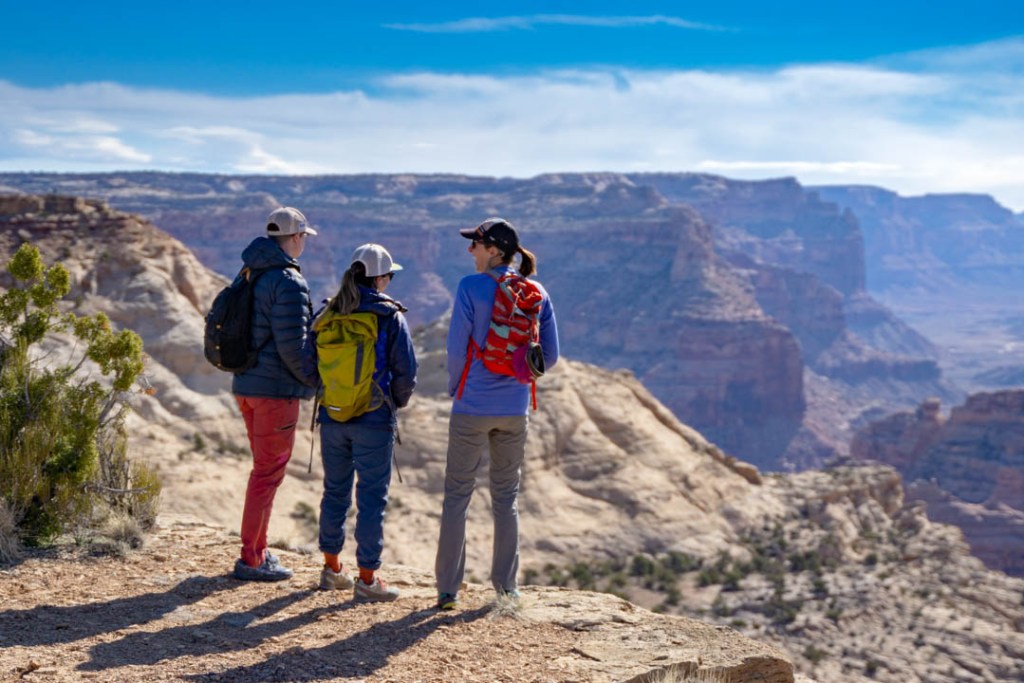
top-left (456, 273), bottom-right (500, 400)
top-left (456, 337), bottom-right (483, 400)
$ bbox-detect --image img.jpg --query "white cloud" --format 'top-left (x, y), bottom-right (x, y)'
top-left (385, 14), bottom-right (725, 33)
top-left (1, 37), bottom-right (1023, 209)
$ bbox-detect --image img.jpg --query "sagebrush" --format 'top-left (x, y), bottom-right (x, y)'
top-left (0, 243), bottom-right (160, 551)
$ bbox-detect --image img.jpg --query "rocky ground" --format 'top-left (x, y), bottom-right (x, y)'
top-left (0, 515), bottom-right (796, 683)
top-left (531, 468), bottom-right (1024, 683)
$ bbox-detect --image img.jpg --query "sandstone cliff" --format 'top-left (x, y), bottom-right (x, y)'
top-left (814, 185), bottom-right (1024, 392)
top-left (851, 391), bottom-right (1024, 576)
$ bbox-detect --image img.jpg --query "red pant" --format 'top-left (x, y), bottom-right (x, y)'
top-left (236, 396), bottom-right (300, 568)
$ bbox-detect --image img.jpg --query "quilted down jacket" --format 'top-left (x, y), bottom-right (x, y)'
top-left (231, 236), bottom-right (317, 400)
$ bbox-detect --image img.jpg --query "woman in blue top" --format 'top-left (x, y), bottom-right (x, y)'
top-left (434, 218), bottom-right (559, 610)
top-left (307, 243), bottom-right (417, 602)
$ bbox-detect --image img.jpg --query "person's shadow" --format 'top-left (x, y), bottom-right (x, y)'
top-left (79, 587), bottom-right (323, 670)
top-left (184, 604), bottom-right (492, 682)
top-left (0, 574), bottom-right (237, 650)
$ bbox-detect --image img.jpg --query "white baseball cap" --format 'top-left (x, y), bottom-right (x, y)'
top-left (351, 243), bottom-right (403, 277)
top-left (266, 207), bottom-right (318, 236)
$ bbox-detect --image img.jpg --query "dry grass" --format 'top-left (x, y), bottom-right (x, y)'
top-left (0, 499), bottom-right (22, 564)
top-left (649, 664), bottom-right (733, 683)
top-left (489, 591), bottom-right (527, 620)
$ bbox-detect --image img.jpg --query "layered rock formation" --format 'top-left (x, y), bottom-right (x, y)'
top-left (0, 173), bottom-right (956, 473)
top-left (628, 174), bottom-right (958, 466)
top-left (1, 177), bottom-right (814, 470)
top-left (813, 185), bottom-right (1024, 391)
top-left (851, 392), bottom-right (1024, 576)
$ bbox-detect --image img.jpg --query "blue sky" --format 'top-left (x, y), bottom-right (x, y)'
top-left (2, 1), bottom-right (1024, 208)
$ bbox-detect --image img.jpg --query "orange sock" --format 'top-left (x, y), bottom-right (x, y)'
top-left (323, 553), bottom-right (341, 573)
top-left (359, 568), bottom-right (375, 585)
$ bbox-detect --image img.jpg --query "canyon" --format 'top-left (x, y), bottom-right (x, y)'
top-left (0, 172), bottom-right (964, 472)
top-left (1, 193), bottom-right (1023, 682)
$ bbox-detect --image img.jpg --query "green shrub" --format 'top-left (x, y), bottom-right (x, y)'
top-left (631, 554), bottom-right (656, 577)
top-left (0, 244), bottom-right (159, 548)
top-left (0, 498), bottom-right (20, 563)
top-left (663, 550), bottom-right (701, 574)
top-left (803, 645), bottom-right (827, 664)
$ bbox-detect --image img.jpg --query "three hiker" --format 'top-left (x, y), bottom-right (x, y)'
top-left (225, 213), bottom-right (558, 608)
top-left (231, 207), bottom-right (318, 582)
top-left (305, 244), bottom-right (417, 602)
top-left (433, 218), bottom-right (559, 610)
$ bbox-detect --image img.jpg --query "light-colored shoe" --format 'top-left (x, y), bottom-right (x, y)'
top-left (320, 565), bottom-right (355, 590)
top-left (354, 576), bottom-right (400, 602)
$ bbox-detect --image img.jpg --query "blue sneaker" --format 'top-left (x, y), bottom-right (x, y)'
top-left (436, 592), bottom-right (458, 610)
top-left (233, 557), bottom-right (293, 582)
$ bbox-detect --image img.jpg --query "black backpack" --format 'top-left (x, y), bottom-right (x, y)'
top-left (204, 267), bottom-right (275, 373)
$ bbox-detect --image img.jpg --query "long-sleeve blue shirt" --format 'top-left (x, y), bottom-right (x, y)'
top-left (446, 266), bottom-right (559, 416)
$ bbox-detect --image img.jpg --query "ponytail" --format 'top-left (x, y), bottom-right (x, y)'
top-left (516, 246), bottom-right (537, 277)
top-left (497, 244), bottom-right (537, 277)
top-left (327, 261), bottom-right (371, 315)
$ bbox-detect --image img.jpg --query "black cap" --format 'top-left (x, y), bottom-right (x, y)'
top-left (459, 217), bottom-right (519, 255)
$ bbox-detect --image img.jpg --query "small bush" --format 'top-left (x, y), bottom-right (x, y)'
top-left (0, 244), bottom-right (159, 546)
top-left (631, 554), bottom-right (657, 577)
top-left (0, 498), bottom-right (21, 563)
top-left (803, 645), bottom-right (827, 664)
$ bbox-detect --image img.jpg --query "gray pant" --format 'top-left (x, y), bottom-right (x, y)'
top-left (435, 413), bottom-right (528, 595)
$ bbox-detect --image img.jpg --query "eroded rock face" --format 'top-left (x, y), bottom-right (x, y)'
top-left (0, 175), bottom-right (950, 472)
top-left (814, 185), bottom-right (1024, 392)
top-left (852, 393), bottom-right (1024, 575)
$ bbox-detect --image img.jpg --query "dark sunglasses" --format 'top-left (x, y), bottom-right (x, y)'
top-left (381, 272), bottom-right (395, 281)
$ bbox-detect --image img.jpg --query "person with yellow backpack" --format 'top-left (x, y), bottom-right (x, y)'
top-left (305, 243), bottom-right (417, 602)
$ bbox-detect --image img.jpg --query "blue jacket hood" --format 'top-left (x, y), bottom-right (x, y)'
top-left (356, 286), bottom-right (407, 316)
top-left (241, 236), bottom-right (301, 272)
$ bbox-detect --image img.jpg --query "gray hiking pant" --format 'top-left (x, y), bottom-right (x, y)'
top-left (435, 413), bottom-right (528, 595)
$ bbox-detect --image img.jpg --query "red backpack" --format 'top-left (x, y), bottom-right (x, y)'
top-left (457, 271), bottom-right (545, 409)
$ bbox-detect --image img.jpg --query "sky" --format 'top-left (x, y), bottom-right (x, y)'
top-left (2, 1), bottom-right (1023, 209)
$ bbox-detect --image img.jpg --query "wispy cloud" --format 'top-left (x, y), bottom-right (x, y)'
top-left (385, 14), bottom-right (725, 33)
top-left (1, 38), bottom-right (1023, 209)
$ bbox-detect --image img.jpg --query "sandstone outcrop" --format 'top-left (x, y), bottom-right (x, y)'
top-left (852, 391), bottom-right (1024, 576)
top-left (0, 515), bottom-right (799, 683)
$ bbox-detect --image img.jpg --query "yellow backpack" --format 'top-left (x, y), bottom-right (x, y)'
top-left (313, 310), bottom-right (383, 422)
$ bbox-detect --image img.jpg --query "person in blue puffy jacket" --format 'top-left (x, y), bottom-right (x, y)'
top-left (231, 207), bottom-right (318, 582)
